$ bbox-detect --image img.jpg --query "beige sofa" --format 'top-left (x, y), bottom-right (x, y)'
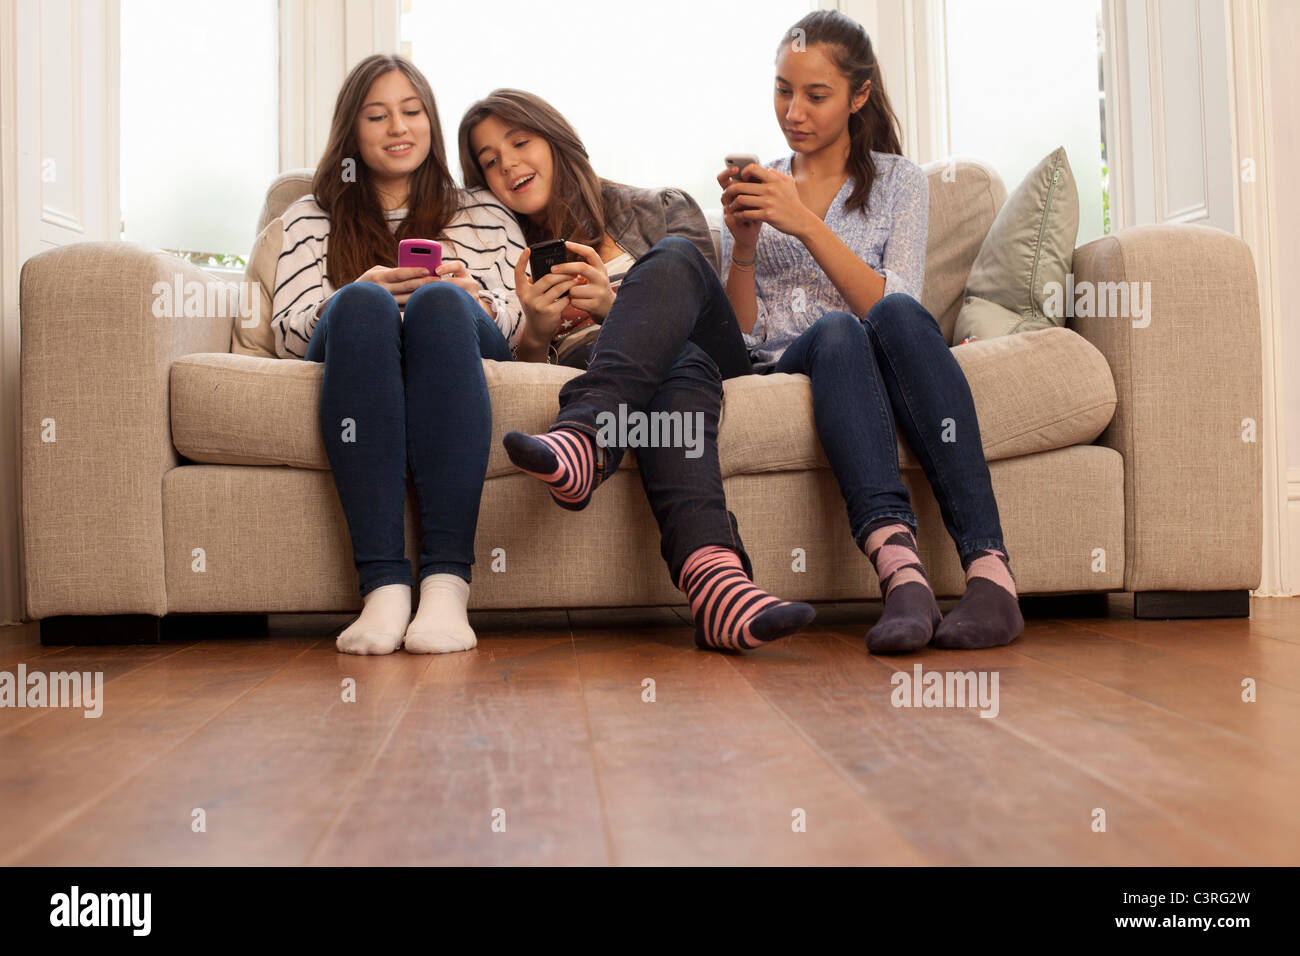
top-left (19, 159), bottom-right (1263, 642)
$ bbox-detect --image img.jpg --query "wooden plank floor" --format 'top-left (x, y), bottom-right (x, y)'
top-left (1, 594), bottom-right (1296, 866)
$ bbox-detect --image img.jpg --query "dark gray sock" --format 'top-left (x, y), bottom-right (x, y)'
top-left (862, 521), bottom-right (942, 654)
top-left (932, 549), bottom-right (1024, 649)
top-left (867, 581), bottom-right (942, 654)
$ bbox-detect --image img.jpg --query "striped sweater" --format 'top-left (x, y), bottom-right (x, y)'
top-left (271, 187), bottom-right (526, 359)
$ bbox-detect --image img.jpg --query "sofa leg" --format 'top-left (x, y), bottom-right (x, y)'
top-left (39, 613), bottom-right (270, 645)
top-left (1017, 593), bottom-right (1111, 618)
top-left (1133, 590), bottom-right (1250, 619)
top-left (40, 615), bottom-right (161, 645)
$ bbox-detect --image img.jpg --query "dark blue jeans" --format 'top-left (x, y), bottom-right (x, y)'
top-left (774, 299), bottom-right (1007, 561)
top-left (304, 280), bottom-right (511, 597)
top-left (553, 238), bottom-right (1007, 577)
top-left (553, 236), bottom-right (756, 582)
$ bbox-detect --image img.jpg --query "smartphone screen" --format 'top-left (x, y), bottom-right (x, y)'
top-left (529, 239), bottom-right (574, 279)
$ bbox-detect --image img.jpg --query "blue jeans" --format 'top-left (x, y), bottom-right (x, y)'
top-left (554, 240), bottom-right (1007, 576)
top-left (304, 280), bottom-right (511, 597)
top-left (552, 236), bottom-right (756, 582)
top-left (774, 299), bottom-right (1007, 560)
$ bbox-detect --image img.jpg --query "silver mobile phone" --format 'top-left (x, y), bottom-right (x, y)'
top-left (724, 153), bottom-right (762, 182)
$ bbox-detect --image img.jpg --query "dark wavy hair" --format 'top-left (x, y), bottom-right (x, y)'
top-left (310, 54), bottom-right (459, 288)
top-left (781, 10), bottom-right (904, 214)
top-left (457, 88), bottom-right (623, 247)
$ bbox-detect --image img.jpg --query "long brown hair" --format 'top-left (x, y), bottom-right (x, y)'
top-left (781, 11), bottom-right (903, 214)
top-left (457, 89), bottom-right (618, 247)
top-left (311, 54), bottom-right (459, 288)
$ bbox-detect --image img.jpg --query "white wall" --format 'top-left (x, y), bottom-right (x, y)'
top-left (1271, 0), bottom-right (1300, 475)
top-left (0, 1), bottom-right (19, 625)
top-left (1267, 0), bottom-right (1300, 588)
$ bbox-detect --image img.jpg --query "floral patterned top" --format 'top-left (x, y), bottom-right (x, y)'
top-left (721, 150), bottom-right (929, 372)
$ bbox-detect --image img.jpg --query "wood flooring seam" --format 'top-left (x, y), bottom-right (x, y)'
top-left (302, 650), bottom-right (439, 866)
top-left (565, 615), bottom-right (618, 866)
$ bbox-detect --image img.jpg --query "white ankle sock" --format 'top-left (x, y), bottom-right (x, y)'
top-left (336, 583), bottom-right (411, 655)
top-left (404, 574), bottom-right (476, 654)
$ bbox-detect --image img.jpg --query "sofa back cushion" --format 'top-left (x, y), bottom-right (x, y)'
top-left (256, 168), bottom-right (316, 235)
top-left (233, 167), bottom-right (316, 359)
top-left (918, 158), bottom-right (1007, 342)
top-left (232, 216), bottom-right (283, 358)
top-left (239, 159), bottom-right (1006, 352)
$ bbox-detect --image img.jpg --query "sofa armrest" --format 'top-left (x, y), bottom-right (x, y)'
top-left (20, 241), bottom-right (237, 619)
top-left (1071, 224), bottom-right (1262, 593)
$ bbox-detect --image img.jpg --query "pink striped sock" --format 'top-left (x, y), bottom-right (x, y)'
top-left (503, 428), bottom-right (600, 510)
top-left (677, 546), bottom-right (814, 651)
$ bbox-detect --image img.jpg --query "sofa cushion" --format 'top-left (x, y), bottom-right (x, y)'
top-left (171, 324), bottom-right (1115, 479)
top-left (172, 352), bottom-right (327, 469)
top-left (171, 354), bottom-right (641, 478)
top-left (717, 326), bottom-right (1116, 477)
top-left (479, 359), bottom-right (640, 478)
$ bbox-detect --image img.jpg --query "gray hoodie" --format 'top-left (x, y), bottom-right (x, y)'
top-left (600, 181), bottom-right (718, 273)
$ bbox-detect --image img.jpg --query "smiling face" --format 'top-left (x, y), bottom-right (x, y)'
top-left (354, 69), bottom-right (432, 204)
top-left (774, 42), bottom-right (870, 157)
top-left (468, 114), bottom-right (555, 222)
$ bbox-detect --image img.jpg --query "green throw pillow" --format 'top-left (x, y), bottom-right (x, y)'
top-left (952, 146), bottom-right (1080, 344)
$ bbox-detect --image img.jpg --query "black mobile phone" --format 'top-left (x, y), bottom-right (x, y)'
top-left (528, 239), bottom-right (577, 279)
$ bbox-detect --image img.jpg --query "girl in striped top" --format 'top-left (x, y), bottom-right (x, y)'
top-left (271, 196), bottom-right (522, 360)
top-left (271, 55), bottom-right (532, 657)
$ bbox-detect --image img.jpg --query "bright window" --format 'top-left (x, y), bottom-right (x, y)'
top-left (405, 0), bottom-right (815, 213)
top-left (942, 0), bottom-right (1108, 241)
top-left (119, 0), bottom-right (279, 266)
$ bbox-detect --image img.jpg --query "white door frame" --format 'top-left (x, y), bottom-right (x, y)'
top-left (1224, 0), bottom-right (1290, 595)
top-left (0, 0), bottom-right (23, 623)
top-left (0, 0), bottom-right (122, 624)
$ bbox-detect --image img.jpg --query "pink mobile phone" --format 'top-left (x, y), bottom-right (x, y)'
top-left (398, 238), bottom-right (442, 273)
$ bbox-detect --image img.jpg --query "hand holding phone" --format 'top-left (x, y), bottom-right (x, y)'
top-left (515, 242), bottom-right (579, 352)
top-left (718, 156), bottom-right (763, 252)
